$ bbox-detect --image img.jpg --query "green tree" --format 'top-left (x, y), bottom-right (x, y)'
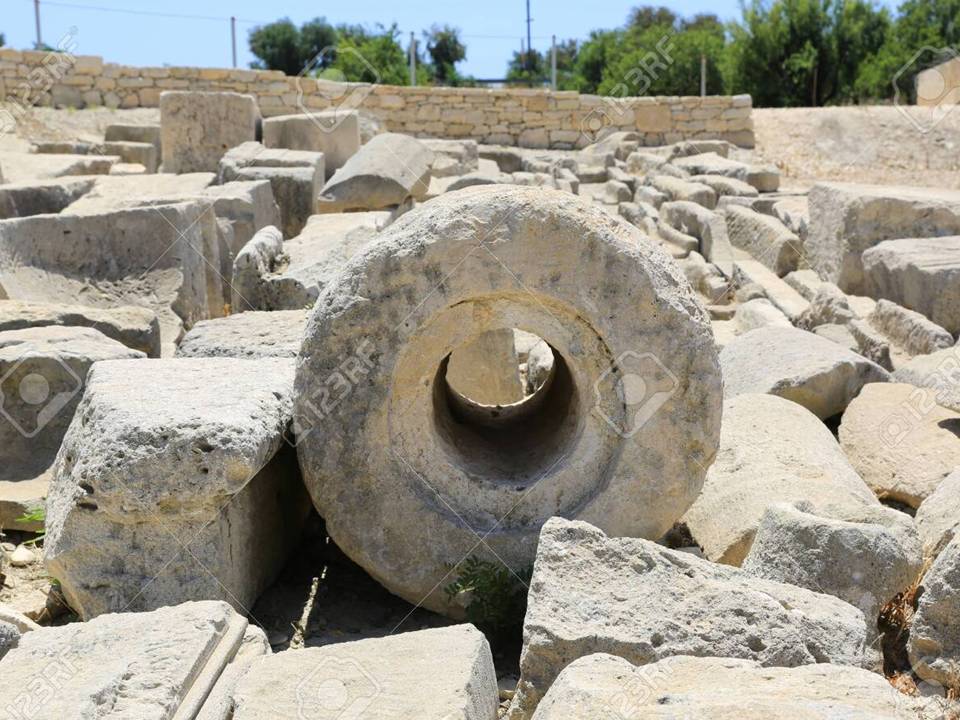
top-left (0, 33), bottom-right (5, 48)
top-left (424, 25), bottom-right (466, 84)
top-left (571, 29), bottom-right (624, 92)
top-left (298, 17), bottom-right (338, 69)
top-left (328, 23), bottom-right (420, 85)
top-left (249, 18), bottom-right (303, 76)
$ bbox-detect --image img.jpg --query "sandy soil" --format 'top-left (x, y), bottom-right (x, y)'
top-left (752, 105), bottom-right (960, 189)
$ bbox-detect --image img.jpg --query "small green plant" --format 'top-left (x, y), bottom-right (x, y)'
top-left (444, 556), bottom-right (531, 638)
top-left (15, 506), bottom-right (46, 545)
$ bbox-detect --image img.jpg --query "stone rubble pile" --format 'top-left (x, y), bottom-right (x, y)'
top-left (0, 90), bottom-right (959, 719)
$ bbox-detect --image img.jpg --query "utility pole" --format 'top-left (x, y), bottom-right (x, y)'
top-left (551, 35), bottom-right (557, 91)
top-left (230, 17), bottom-right (237, 68)
top-left (700, 54), bottom-right (706, 97)
top-left (409, 32), bottom-right (416, 86)
top-left (34, 0), bottom-right (43, 50)
top-left (525, 0), bottom-right (533, 72)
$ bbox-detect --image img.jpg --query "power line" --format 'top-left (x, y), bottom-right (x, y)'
top-left (25, 0), bottom-right (267, 25)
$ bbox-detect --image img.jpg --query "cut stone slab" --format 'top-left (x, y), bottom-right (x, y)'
top-left (773, 195), bottom-right (810, 240)
top-left (646, 174), bottom-right (716, 209)
top-left (295, 185), bottom-right (722, 616)
top-left (806, 182), bottom-right (960, 294)
top-left (893, 346), bottom-right (960, 413)
top-left (742, 501), bottom-right (922, 620)
top-left (690, 173), bottom-right (759, 198)
top-left (683, 393), bottom-right (889, 565)
top-left (724, 204), bottom-right (801, 276)
top-left (232, 211), bottom-right (392, 311)
top-left (195, 625), bottom-right (271, 720)
top-left (261, 110), bottom-right (360, 180)
top-left (531, 654), bottom-right (944, 720)
top-left (160, 91), bottom-right (259, 173)
top-left (733, 256), bottom-right (809, 320)
top-left (44, 358), bottom-right (311, 618)
top-left (509, 517), bottom-right (873, 718)
top-left (226, 625), bottom-right (498, 720)
top-left (0, 200), bottom-right (223, 352)
top-left (721, 325), bottom-right (889, 418)
top-left (446, 328), bottom-right (525, 406)
top-left (734, 297), bottom-right (792, 332)
top-left (909, 534), bottom-right (960, 690)
top-left (0, 299), bottom-right (161, 357)
top-left (861, 236), bottom-right (960, 335)
top-left (0, 326), bottom-right (143, 484)
top-left (176, 310), bottom-right (307, 359)
top-left (424, 138), bottom-right (480, 178)
top-left (839, 382), bottom-right (960, 508)
top-left (916, 468), bottom-right (960, 561)
top-left (0, 176), bottom-right (96, 219)
top-left (102, 140), bottom-right (157, 173)
top-left (0, 621), bottom-right (18, 661)
top-left (64, 171), bottom-right (217, 211)
top-left (219, 142), bottom-right (325, 239)
top-left (104, 123), bottom-right (161, 158)
top-left (659, 200), bottom-right (714, 241)
top-left (0, 600), bottom-right (249, 720)
top-left (317, 132), bottom-right (434, 212)
top-left (869, 298), bottom-right (954, 360)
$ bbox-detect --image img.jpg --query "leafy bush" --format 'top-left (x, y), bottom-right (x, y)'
top-left (444, 556), bottom-right (532, 638)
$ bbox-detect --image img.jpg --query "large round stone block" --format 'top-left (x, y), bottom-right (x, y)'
top-left (294, 185), bottom-right (722, 614)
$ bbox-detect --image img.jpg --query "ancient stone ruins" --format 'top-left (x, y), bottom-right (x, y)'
top-left (0, 83), bottom-right (958, 720)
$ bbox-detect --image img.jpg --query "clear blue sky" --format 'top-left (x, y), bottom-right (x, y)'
top-left (3, 0), bottom-right (743, 79)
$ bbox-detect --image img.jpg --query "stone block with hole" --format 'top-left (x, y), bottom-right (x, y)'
top-left (294, 185), bottom-right (722, 616)
top-left (44, 358), bottom-right (311, 619)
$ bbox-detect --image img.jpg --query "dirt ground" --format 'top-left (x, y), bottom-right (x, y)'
top-left (751, 105), bottom-right (960, 189)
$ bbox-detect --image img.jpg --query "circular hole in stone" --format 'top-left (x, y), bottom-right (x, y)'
top-left (433, 328), bottom-right (578, 486)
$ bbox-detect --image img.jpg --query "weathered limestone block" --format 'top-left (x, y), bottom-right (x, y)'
top-left (232, 211), bottom-right (392, 311)
top-left (195, 625), bottom-right (271, 720)
top-left (742, 501), bottom-right (922, 619)
top-left (219, 142), bottom-right (325, 238)
top-left (262, 110), bottom-right (361, 179)
top-left (646, 174), bottom-right (716, 209)
top-left (672, 152), bottom-right (780, 192)
top-left (423, 138), bottom-right (480, 177)
top-left (910, 534), bottom-right (960, 690)
top-left (806, 182), bottom-right (960, 294)
top-left (861, 236), bottom-right (960, 335)
top-left (916, 469), bottom-right (960, 561)
top-left (839, 382), bottom-right (960, 507)
top-left (175, 310), bottom-right (307, 359)
top-left (720, 325), bottom-right (889, 418)
top-left (659, 200), bottom-right (714, 241)
top-left (773, 195), bottom-right (810, 240)
top-left (0, 621), bottom-right (18, 660)
top-left (160, 91), bottom-right (259, 173)
top-left (0, 327), bottom-right (143, 486)
top-left (734, 297), bottom-right (791, 332)
top-left (317, 132), bottom-right (434, 211)
top-left (44, 358), bottom-right (311, 618)
top-left (0, 299), bottom-right (160, 357)
top-left (691, 173), bottom-right (759, 198)
top-left (666, 139), bottom-right (735, 159)
top-left (295, 186), bottom-right (722, 615)
top-left (102, 140), bottom-right (157, 173)
top-left (0, 201), bottom-right (223, 352)
top-left (446, 328), bottom-right (525, 406)
top-left (225, 625), bottom-right (498, 719)
top-left (104, 122), bottom-right (161, 159)
top-left (531, 654), bottom-right (943, 720)
top-left (797, 282), bottom-right (859, 329)
top-left (724, 204), bottom-right (801, 276)
top-left (869, 298), bottom-right (954, 359)
top-left (733, 258), bottom-right (809, 320)
top-left (0, 177), bottom-right (96, 219)
top-left (508, 517), bottom-right (873, 718)
top-left (683, 393), bottom-right (890, 565)
top-left (893, 346), bottom-right (960, 413)
top-left (0, 601), bottom-right (250, 720)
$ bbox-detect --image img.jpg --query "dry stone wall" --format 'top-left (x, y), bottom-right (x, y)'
top-left (0, 49), bottom-right (754, 149)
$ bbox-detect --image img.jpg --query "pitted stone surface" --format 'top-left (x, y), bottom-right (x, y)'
top-left (509, 517), bottom-right (873, 718)
top-left (0, 601), bottom-right (247, 720)
top-left (44, 358), bottom-right (309, 618)
top-left (176, 310), bottom-right (307, 359)
top-left (295, 185), bottom-right (722, 615)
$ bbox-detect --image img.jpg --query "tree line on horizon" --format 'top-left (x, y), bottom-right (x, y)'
top-left (248, 0), bottom-right (958, 107)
